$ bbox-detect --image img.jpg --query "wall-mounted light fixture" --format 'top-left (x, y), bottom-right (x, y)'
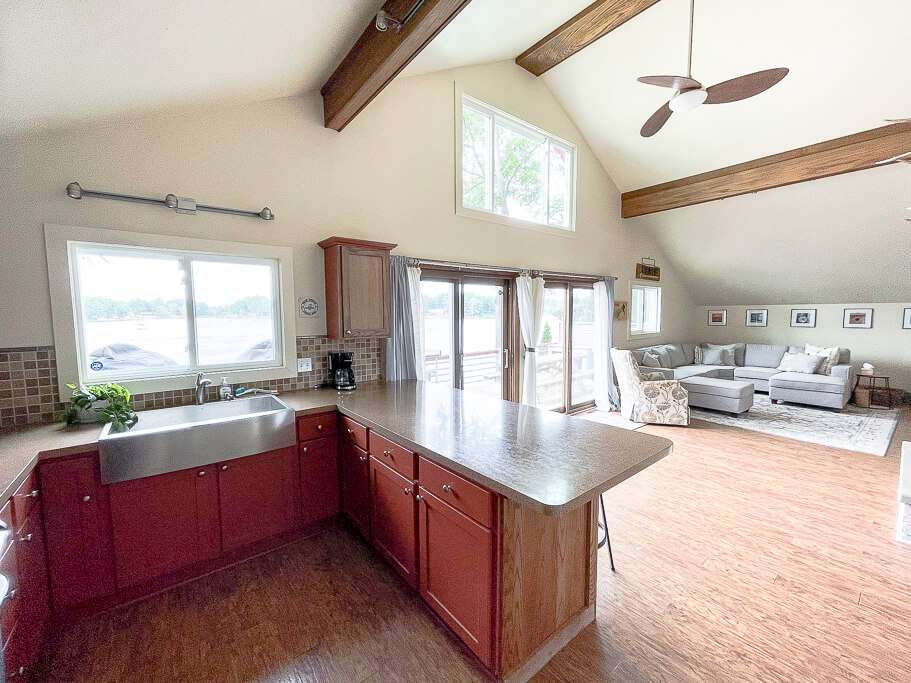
top-left (65, 181), bottom-right (274, 220)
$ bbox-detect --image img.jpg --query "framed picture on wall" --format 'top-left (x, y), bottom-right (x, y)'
top-left (614, 300), bottom-right (629, 321)
top-left (843, 308), bottom-right (873, 329)
top-left (745, 309), bottom-right (768, 327)
top-left (707, 309), bottom-right (727, 326)
top-left (903, 308), bottom-right (911, 329)
top-left (790, 308), bottom-right (817, 328)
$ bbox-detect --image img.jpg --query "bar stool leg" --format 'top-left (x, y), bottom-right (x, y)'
top-left (598, 493), bottom-right (615, 572)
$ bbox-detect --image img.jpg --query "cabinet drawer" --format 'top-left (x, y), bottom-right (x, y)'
top-left (340, 415), bottom-right (368, 451)
top-left (418, 457), bottom-right (494, 528)
top-left (369, 432), bottom-right (416, 480)
top-left (0, 501), bottom-right (12, 557)
top-left (10, 472), bottom-right (39, 531)
top-left (0, 541), bottom-right (19, 643)
top-left (297, 412), bottom-right (338, 442)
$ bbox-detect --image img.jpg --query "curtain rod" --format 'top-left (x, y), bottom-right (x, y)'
top-left (404, 256), bottom-right (616, 281)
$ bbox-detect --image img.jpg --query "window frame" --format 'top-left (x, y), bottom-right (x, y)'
top-left (455, 92), bottom-right (578, 235)
top-left (629, 282), bottom-right (662, 339)
top-left (45, 223), bottom-right (298, 398)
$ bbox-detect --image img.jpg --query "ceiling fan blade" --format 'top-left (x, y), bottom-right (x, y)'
top-left (638, 75), bottom-right (702, 90)
top-left (641, 102), bottom-right (673, 137)
top-left (874, 151), bottom-right (911, 165)
top-left (704, 67), bottom-right (789, 105)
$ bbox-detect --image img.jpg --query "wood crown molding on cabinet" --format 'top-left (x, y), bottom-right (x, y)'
top-left (621, 121), bottom-right (911, 218)
top-left (320, 0), bottom-right (471, 131)
top-left (516, 0), bottom-right (661, 76)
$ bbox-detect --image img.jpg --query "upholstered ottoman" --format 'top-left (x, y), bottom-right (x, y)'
top-left (681, 376), bottom-right (754, 415)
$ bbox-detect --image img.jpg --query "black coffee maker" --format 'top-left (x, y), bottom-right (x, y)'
top-left (329, 351), bottom-right (356, 391)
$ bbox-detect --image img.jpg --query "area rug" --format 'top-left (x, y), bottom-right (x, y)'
top-left (691, 394), bottom-right (900, 456)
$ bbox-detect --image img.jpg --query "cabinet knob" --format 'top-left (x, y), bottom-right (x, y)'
top-left (221, 464), bottom-right (229, 471)
top-left (382, 449), bottom-right (392, 457)
top-left (302, 446), bottom-right (309, 454)
top-left (415, 494), bottom-right (423, 502)
top-left (347, 428), bottom-right (353, 434)
top-left (8, 665), bottom-right (26, 678)
top-left (403, 486), bottom-right (412, 496)
top-left (197, 470), bottom-right (207, 477)
top-left (317, 424), bottom-right (323, 431)
top-left (82, 495), bottom-right (92, 502)
top-left (359, 455), bottom-right (368, 462)
top-left (345, 330), bottom-right (352, 335)
top-left (16, 489), bottom-right (39, 500)
top-left (441, 484), bottom-right (454, 494)
top-left (17, 533), bottom-right (32, 543)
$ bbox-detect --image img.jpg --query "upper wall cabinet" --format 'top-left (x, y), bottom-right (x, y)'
top-left (319, 236), bottom-right (396, 339)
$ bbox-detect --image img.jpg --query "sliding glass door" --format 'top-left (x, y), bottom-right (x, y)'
top-left (420, 276), bottom-right (510, 400)
top-left (535, 283), bottom-right (595, 413)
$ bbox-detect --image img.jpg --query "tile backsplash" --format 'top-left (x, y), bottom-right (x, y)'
top-left (0, 336), bottom-right (384, 430)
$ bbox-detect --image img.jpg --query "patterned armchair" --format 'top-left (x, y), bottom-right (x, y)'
top-left (610, 349), bottom-right (689, 426)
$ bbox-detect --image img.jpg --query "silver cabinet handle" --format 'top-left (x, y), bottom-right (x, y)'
top-left (16, 490), bottom-right (39, 499)
top-left (8, 588), bottom-right (16, 600)
top-left (302, 446), bottom-right (309, 454)
top-left (197, 470), bottom-right (207, 477)
top-left (441, 484), bottom-right (453, 494)
top-left (8, 665), bottom-right (27, 678)
top-left (403, 486), bottom-right (412, 495)
top-left (347, 428), bottom-right (354, 434)
top-left (383, 449), bottom-right (392, 457)
top-left (18, 533), bottom-right (32, 543)
top-left (415, 494), bottom-right (423, 502)
top-left (82, 495), bottom-right (92, 502)
top-left (316, 424), bottom-right (323, 431)
top-left (345, 330), bottom-right (352, 335)
top-left (221, 464), bottom-right (229, 471)
top-left (359, 455), bottom-right (368, 462)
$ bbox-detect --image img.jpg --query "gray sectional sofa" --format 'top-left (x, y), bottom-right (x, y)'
top-left (631, 342), bottom-right (857, 411)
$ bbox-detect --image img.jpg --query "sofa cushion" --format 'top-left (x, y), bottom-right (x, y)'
top-left (702, 343), bottom-right (745, 366)
top-left (702, 346), bottom-right (734, 365)
top-left (680, 343), bottom-right (696, 365)
top-left (743, 344), bottom-right (787, 368)
top-left (673, 365), bottom-right (735, 380)
top-left (769, 372), bottom-right (847, 394)
top-left (641, 351), bottom-right (662, 368)
top-left (734, 366), bottom-right (781, 381)
top-left (663, 344), bottom-right (689, 368)
top-left (805, 344), bottom-right (840, 375)
top-left (681, 376), bottom-right (754, 399)
top-left (777, 352), bottom-right (823, 374)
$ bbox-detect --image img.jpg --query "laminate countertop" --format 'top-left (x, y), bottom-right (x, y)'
top-left (0, 382), bottom-right (673, 514)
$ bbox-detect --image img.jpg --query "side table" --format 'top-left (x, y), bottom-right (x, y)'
top-left (856, 375), bottom-right (895, 409)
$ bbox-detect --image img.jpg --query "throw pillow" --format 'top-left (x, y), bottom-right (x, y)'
top-left (777, 352), bottom-right (823, 374)
top-left (703, 343), bottom-right (741, 366)
top-left (702, 346), bottom-right (734, 365)
top-left (805, 344), bottom-right (840, 375)
top-left (694, 345), bottom-right (704, 364)
top-left (641, 351), bottom-right (662, 368)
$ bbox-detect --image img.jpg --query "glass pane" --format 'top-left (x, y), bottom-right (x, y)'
top-left (643, 287), bottom-right (661, 333)
top-left (571, 288), bottom-right (595, 405)
top-left (75, 248), bottom-right (189, 379)
top-left (630, 287), bottom-right (644, 333)
top-left (494, 117), bottom-right (547, 224)
top-left (192, 260), bottom-right (278, 366)
top-left (548, 142), bottom-right (572, 227)
top-left (536, 287), bottom-right (566, 410)
top-left (462, 103), bottom-right (492, 211)
top-left (462, 283), bottom-right (504, 399)
top-left (421, 280), bottom-right (455, 387)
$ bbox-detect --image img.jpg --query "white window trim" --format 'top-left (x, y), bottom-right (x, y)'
top-left (628, 282), bottom-right (662, 339)
top-left (455, 91), bottom-right (578, 236)
top-left (45, 223), bottom-right (298, 398)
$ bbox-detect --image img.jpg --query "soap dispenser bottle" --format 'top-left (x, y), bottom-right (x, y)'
top-left (219, 377), bottom-right (232, 401)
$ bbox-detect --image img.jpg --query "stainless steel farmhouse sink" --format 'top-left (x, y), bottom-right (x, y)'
top-left (98, 395), bottom-right (296, 484)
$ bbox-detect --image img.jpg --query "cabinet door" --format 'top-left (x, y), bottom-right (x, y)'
top-left (370, 458), bottom-right (417, 588)
top-left (339, 439), bottom-right (370, 538)
top-left (418, 490), bottom-right (495, 668)
top-left (341, 245), bottom-right (390, 337)
top-left (218, 447), bottom-right (301, 551)
top-left (109, 465), bottom-right (221, 587)
top-left (40, 455), bottom-right (115, 610)
top-left (300, 437), bottom-right (340, 526)
top-left (14, 509), bottom-right (50, 669)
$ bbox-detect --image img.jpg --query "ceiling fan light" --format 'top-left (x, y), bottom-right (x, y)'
top-left (669, 88), bottom-right (708, 113)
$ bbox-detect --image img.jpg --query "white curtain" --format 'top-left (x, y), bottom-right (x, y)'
top-left (386, 256), bottom-right (424, 381)
top-left (593, 277), bottom-right (620, 410)
top-left (516, 274), bottom-right (546, 406)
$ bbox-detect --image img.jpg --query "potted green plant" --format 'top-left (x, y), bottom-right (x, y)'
top-left (63, 383), bottom-right (138, 432)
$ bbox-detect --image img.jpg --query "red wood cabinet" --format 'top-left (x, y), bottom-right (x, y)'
top-left (12, 508), bottom-right (50, 672)
top-left (299, 437), bottom-right (340, 525)
top-left (418, 489), bottom-right (495, 668)
top-left (369, 458), bottom-right (417, 588)
top-left (218, 447), bottom-right (301, 551)
top-left (339, 439), bottom-right (370, 538)
top-left (109, 465), bottom-right (221, 587)
top-left (40, 454), bottom-right (115, 610)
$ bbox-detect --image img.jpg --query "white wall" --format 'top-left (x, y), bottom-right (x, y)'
top-left (0, 60), bottom-right (693, 351)
top-left (698, 303), bottom-right (911, 390)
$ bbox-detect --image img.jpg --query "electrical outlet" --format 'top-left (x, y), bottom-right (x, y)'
top-left (297, 357), bottom-right (312, 373)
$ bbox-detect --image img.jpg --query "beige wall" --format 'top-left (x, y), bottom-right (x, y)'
top-left (0, 60), bottom-right (693, 351)
top-left (698, 304), bottom-right (911, 390)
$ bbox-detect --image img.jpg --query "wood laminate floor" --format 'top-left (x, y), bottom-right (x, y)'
top-left (47, 411), bottom-right (911, 682)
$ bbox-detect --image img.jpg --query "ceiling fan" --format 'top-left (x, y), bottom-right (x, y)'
top-left (638, 0), bottom-right (789, 137)
top-left (875, 119), bottom-right (911, 165)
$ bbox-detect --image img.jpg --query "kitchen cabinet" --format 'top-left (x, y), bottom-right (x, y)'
top-left (339, 439), bottom-right (370, 538)
top-left (299, 437), bottom-right (340, 526)
top-left (369, 458), bottom-right (417, 588)
top-left (40, 454), bottom-right (115, 610)
top-left (318, 236), bottom-right (396, 338)
top-left (218, 447), bottom-right (301, 551)
top-left (12, 508), bottom-right (50, 674)
top-left (418, 488), bottom-right (495, 668)
top-left (109, 465), bottom-right (221, 587)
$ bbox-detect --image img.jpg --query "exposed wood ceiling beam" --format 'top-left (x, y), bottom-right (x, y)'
top-left (516, 0), bottom-right (661, 77)
top-left (321, 0), bottom-right (470, 132)
top-left (621, 122), bottom-right (911, 218)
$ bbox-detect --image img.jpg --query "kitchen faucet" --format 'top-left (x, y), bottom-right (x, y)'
top-left (195, 373), bottom-right (213, 405)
